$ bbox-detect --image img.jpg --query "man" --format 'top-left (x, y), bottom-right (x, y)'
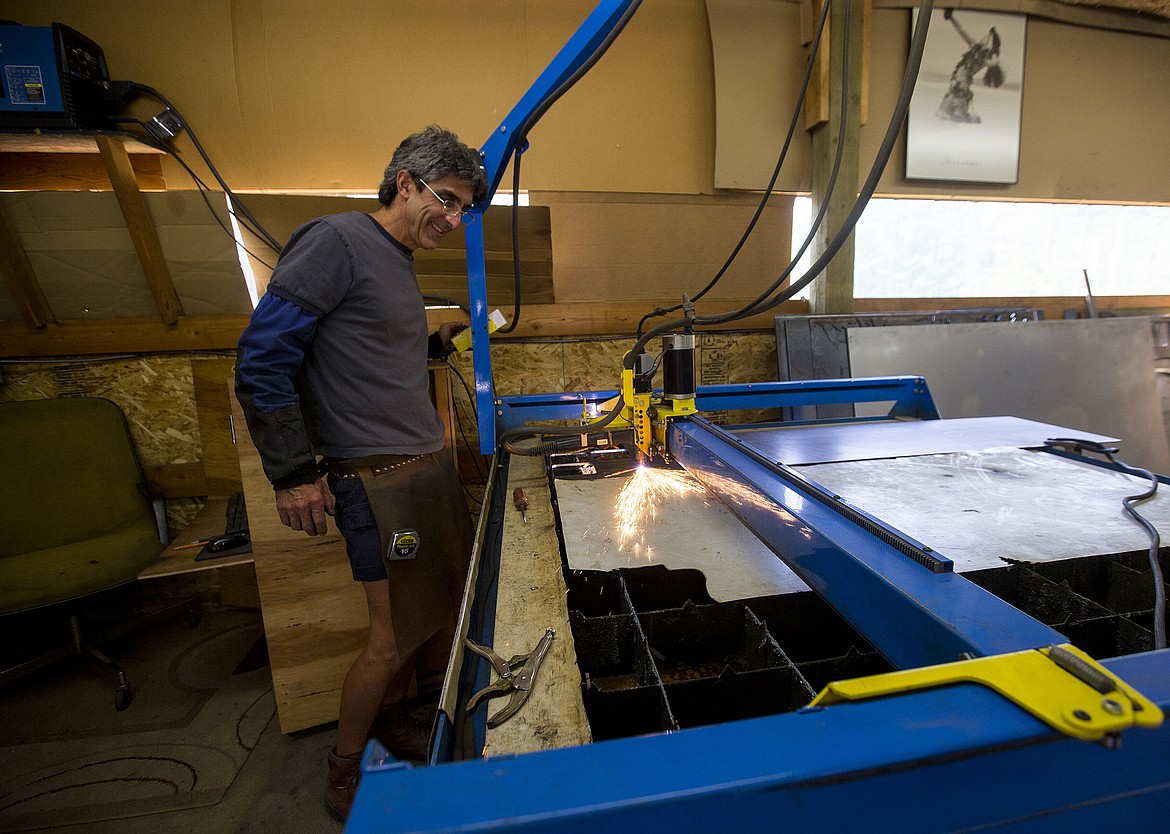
top-left (235, 125), bottom-right (487, 821)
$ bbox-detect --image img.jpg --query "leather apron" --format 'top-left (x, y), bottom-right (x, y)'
top-left (356, 453), bottom-right (473, 666)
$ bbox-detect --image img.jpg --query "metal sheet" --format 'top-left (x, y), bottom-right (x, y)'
top-left (797, 448), bottom-right (1170, 570)
top-left (555, 472), bottom-right (810, 601)
top-left (732, 415), bottom-right (1117, 466)
top-left (848, 318), bottom-right (1170, 474)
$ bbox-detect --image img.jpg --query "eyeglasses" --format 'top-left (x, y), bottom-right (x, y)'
top-left (416, 176), bottom-right (476, 225)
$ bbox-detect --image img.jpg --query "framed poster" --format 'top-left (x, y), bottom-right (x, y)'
top-left (905, 9), bottom-right (1027, 184)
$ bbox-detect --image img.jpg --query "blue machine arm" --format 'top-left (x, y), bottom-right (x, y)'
top-left (465, 0), bottom-right (643, 454)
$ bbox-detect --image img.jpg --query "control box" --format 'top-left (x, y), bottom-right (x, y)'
top-left (0, 22), bottom-right (112, 130)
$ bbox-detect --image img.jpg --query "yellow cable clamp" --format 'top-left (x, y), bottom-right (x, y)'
top-left (811, 643), bottom-right (1163, 742)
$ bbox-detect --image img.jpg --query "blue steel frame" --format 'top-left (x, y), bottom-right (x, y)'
top-left (465, 0), bottom-right (644, 453)
top-left (494, 375), bottom-right (940, 435)
top-left (350, 651), bottom-right (1170, 832)
top-left (346, 386), bottom-right (1170, 831)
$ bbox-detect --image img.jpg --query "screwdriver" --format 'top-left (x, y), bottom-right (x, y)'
top-left (512, 487), bottom-right (529, 523)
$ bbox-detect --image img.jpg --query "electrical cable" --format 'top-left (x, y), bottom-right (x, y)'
top-left (636, 0), bottom-right (833, 337)
top-left (124, 82), bottom-right (283, 254)
top-left (620, 0), bottom-right (936, 375)
top-left (1045, 438), bottom-right (1167, 650)
top-left (445, 356), bottom-right (489, 486)
top-left (120, 118), bottom-right (278, 270)
top-left (490, 0), bottom-right (933, 453)
top-left (496, 156), bottom-right (525, 334)
top-left (701, 0), bottom-right (932, 328)
top-left (1102, 454), bottom-right (1166, 650)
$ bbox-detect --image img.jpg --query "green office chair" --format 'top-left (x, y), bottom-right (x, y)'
top-left (0, 397), bottom-right (170, 710)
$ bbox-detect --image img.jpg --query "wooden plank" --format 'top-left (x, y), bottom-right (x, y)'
top-left (486, 455), bottom-right (592, 755)
top-left (807, 0), bottom-right (864, 315)
top-left (0, 300), bottom-right (811, 356)
top-left (0, 315), bottom-right (251, 356)
top-left (7, 297), bottom-right (1160, 359)
top-left (229, 391), bottom-right (366, 734)
top-left (0, 130), bottom-right (165, 154)
top-left (0, 201), bottom-right (54, 327)
top-left (802, 0), bottom-right (831, 129)
top-left (95, 135), bottom-right (184, 324)
top-left (192, 358), bottom-right (243, 498)
top-left (0, 152), bottom-right (166, 191)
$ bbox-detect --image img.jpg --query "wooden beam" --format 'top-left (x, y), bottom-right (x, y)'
top-left (95, 135), bottom-right (184, 324)
top-left (0, 152), bottom-right (166, 191)
top-left (0, 315), bottom-right (250, 356)
top-left (808, 0), bottom-right (866, 315)
top-left (0, 300), bottom-right (814, 357)
top-left (0, 201), bottom-right (55, 327)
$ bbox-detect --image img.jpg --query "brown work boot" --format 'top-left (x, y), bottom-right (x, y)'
top-left (371, 703), bottom-right (433, 762)
top-left (325, 747), bottom-right (360, 822)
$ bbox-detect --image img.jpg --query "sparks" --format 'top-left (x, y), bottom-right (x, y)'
top-left (613, 465), bottom-right (706, 554)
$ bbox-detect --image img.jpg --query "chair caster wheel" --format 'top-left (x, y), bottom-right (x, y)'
top-left (115, 686), bottom-right (131, 711)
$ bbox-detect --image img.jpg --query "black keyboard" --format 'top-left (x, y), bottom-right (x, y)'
top-left (225, 490), bottom-right (249, 535)
top-left (195, 491), bottom-right (252, 561)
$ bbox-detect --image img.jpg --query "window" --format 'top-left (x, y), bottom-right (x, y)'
top-left (856, 199), bottom-right (1170, 298)
top-left (792, 197), bottom-right (1170, 299)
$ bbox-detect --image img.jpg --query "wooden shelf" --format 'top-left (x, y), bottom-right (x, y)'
top-left (0, 128), bottom-right (165, 154)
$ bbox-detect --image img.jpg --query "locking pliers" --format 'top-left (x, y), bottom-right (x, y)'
top-left (464, 627), bottom-right (555, 728)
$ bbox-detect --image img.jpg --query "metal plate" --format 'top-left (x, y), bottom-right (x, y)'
top-left (848, 318), bottom-right (1170, 474)
top-left (732, 415), bottom-right (1117, 466)
top-left (797, 448), bottom-right (1170, 570)
top-left (555, 471), bottom-right (810, 601)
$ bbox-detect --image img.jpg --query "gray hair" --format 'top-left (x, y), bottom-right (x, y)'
top-left (378, 125), bottom-right (487, 206)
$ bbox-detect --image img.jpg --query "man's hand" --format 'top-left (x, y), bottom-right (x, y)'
top-left (437, 321), bottom-right (467, 350)
top-left (275, 478), bottom-right (335, 536)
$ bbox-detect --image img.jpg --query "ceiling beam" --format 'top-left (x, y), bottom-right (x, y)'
top-left (0, 202), bottom-right (55, 328)
top-left (95, 135), bottom-right (184, 324)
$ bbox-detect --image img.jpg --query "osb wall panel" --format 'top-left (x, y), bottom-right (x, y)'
top-left (0, 354), bottom-right (210, 531)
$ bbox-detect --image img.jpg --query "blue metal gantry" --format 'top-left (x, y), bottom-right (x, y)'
top-left (346, 379), bottom-right (1170, 832)
top-left (347, 0), bottom-right (1170, 828)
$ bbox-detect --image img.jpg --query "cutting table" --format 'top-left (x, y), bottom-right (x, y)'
top-left (346, 378), bottom-right (1170, 832)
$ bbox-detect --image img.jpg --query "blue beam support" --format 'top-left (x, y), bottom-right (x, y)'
top-left (467, 0), bottom-right (643, 453)
top-left (494, 376), bottom-right (940, 435)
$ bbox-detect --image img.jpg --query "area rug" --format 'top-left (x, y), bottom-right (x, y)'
top-left (0, 609), bottom-right (276, 831)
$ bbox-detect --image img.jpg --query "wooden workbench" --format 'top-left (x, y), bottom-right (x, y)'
top-left (482, 455), bottom-right (591, 755)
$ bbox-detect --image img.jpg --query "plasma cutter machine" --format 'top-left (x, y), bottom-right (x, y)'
top-left (346, 2), bottom-right (1170, 830)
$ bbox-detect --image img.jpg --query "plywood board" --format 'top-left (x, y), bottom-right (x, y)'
top-left (848, 318), bottom-right (1170, 474)
top-left (485, 455), bottom-right (592, 756)
top-left (556, 469), bottom-right (810, 602)
top-left (229, 390), bottom-right (366, 735)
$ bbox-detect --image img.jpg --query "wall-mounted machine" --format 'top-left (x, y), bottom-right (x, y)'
top-left (0, 22), bottom-right (112, 130)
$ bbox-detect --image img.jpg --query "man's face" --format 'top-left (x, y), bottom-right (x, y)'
top-left (404, 175), bottom-right (474, 251)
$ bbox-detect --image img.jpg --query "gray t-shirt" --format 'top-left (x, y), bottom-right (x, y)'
top-left (267, 212), bottom-right (445, 458)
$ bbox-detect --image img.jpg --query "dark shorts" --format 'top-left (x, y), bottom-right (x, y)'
top-left (329, 476), bottom-right (384, 582)
top-left (329, 453), bottom-right (471, 583)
